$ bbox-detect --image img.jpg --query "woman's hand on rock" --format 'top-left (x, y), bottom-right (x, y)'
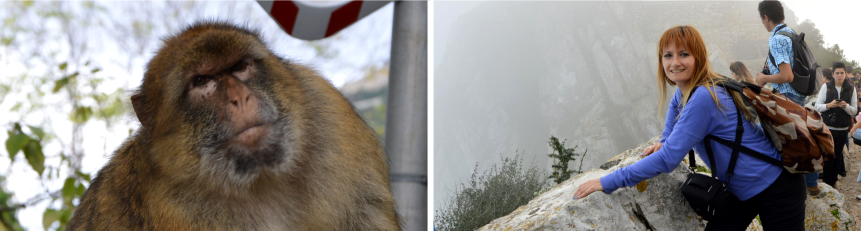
top-left (572, 178), bottom-right (602, 200)
top-left (642, 142), bottom-right (663, 156)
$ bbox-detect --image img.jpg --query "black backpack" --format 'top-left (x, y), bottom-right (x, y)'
top-left (766, 24), bottom-right (822, 96)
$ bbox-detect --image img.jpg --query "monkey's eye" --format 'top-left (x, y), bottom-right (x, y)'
top-left (192, 75), bottom-right (212, 87)
top-left (231, 61), bottom-right (249, 72)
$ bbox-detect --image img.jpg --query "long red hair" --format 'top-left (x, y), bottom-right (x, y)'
top-left (656, 25), bottom-right (753, 120)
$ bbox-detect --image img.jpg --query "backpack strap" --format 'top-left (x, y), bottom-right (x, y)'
top-left (775, 24), bottom-right (787, 32)
top-left (711, 80), bottom-right (786, 167)
top-left (701, 108), bottom-right (744, 183)
top-left (706, 134), bottom-right (784, 167)
top-left (725, 108), bottom-right (744, 180)
top-left (687, 84), bottom-right (783, 184)
top-left (766, 24), bottom-right (791, 71)
top-left (686, 85), bottom-right (742, 182)
top-left (768, 51), bottom-right (777, 71)
top-left (688, 150), bottom-right (697, 172)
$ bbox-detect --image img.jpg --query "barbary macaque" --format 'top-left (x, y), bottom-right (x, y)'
top-left (68, 21), bottom-right (400, 230)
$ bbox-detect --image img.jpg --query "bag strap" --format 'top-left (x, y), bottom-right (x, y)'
top-left (688, 150), bottom-right (696, 171)
top-left (686, 86), bottom-right (737, 181)
top-left (725, 109), bottom-right (744, 180)
top-left (686, 85), bottom-right (779, 184)
top-left (700, 108), bottom-right (743, 181)
top-left (709, 80), bottom-right (785, 167)
top-left (775, 24), bottom-right (787, 32)
top-left (706, 134), bottom-right (783, 167)
top-left (768, 51), bottom-right (777, 71)
top-left (766, 24), bottom-right (789, 72)
top-left (703, 138), bottom-right (720, 179)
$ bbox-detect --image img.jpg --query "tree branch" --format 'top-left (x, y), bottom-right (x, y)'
top-left (0, 190), bottom-right (62, 212)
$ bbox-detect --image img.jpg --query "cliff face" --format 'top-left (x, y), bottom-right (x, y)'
top-left (478, 136), bottom-right (855, 231)
top-left (434, 1), bottom-right (795, 211)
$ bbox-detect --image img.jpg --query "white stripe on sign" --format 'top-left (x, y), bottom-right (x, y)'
top-left (258, 1), bottom-right (274, 13)
top-left (292, 1), bottom-right (343, 40)
top-left (358, 1), bottom-right (389, 19)
top-left (258, 0), bottom-right (392, 41)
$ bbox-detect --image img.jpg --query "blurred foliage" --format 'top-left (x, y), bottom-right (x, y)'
top-left (342, 63), bottom-right (390, 140)
top-left (434, 153), bottom-right (547, 231)
top-left (795, 19), bottom-right (859, 71)
top-left (0, 1), bottom-right (171, 230)
top-left (363, 104), bottom-right (387, 138)
top-left (0, 177), bottom-right (24, 231)
top-left (547, 136), bottom-right (587, 185)
top-left (0, 1), bottom-right (391, 230)
top-left (3, 58), bottom-right (106, 229)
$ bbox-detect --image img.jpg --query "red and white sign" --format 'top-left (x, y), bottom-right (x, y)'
top-left (258, 1), bottom-right (391, 40)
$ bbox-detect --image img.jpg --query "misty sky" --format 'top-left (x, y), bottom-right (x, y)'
top-left (431, 0), bottom-right (861, 216)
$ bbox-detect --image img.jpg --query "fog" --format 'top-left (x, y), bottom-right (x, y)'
top-left (433, 1), bottom-right (800, 212)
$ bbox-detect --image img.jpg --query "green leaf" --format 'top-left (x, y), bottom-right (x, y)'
top-left (0, 37), bottom-right (12, 46)
top-left (53, 77), bottom-right (69, 93)
top-left (59, 208), bottom-right (73, 229)
top-left (27, 125), bottom-right (45, 140)
top-left (68, 71), bottom-right (79, 79)
top-left (62, 178), bottom-right (76, 201)
top-left (5, 134), bottom-right (29, 161)
top-left (77, 182), bottom-right (86, 196)
top-left (71, 106), bottom-right (94, 123)
top-left (22, 141), bottom-right (44, 175)
top-left (9, 102), bottom-right (21, 112)
top-left (91, 68), bottom-right (100, 73)
top-left (43, 209), bottom-right (60, 230)
top-left (75, 171), bottom-right (91, 183)
top-left (58, 62), bottom-right (67, 71)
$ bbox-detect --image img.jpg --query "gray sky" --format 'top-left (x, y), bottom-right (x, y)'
top-left (785, 1), bottom-right (861, 64)
top-left (430, 0), bottom-right (861, 220)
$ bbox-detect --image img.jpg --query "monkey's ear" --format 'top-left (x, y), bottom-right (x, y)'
top-left (131, 93), bottom-right (150, 127)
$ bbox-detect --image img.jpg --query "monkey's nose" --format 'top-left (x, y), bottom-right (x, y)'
top-left (224, 77), bottom-right (263, 134)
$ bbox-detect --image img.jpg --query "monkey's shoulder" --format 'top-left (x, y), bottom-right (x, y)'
top-left (68, 142), bottom-right (152, 230)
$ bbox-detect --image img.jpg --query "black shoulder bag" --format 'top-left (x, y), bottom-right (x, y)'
top-left (679, 92), bottom-right (745, 221)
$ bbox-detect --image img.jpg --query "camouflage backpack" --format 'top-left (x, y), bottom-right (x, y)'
top-left (709, 78), bottom-right (835, 174)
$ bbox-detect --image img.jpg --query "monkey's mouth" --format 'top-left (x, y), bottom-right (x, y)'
top-left (232, 124), bottom-right (271, 147)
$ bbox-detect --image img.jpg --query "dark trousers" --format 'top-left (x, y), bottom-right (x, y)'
top-left (823, 129), bottom-right (848, 187)
top-left (704, 169), bottom-right (805, 231)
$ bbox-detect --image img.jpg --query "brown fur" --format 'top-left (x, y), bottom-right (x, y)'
top-left (67, 21), bottom-right (400, 231)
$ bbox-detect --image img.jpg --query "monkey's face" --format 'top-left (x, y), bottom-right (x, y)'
top-left (183, 58), bottom-right (290, 182)
top-left (136, 24), bottom-right (302, 189)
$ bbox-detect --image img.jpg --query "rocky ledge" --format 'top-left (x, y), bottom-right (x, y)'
top-left (478, 136), bottom-right (855, 231)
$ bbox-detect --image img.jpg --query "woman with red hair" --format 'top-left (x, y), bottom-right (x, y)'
top-left (573, 25), bottom-right (805, 230)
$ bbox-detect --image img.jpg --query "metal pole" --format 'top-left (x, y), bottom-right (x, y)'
top-left (387, 1), bottom-right (427, 231)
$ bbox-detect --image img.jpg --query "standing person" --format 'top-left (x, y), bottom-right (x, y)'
top-left (755, 0), bottom-right (821, 196)
top-left (572, 25), bottom-right (805, 231)
top-left (814, 62), bottom-right (857, 187)
top-left (849, 115), bottom-right (861, 200)
top-left (854, 70), bottom-right (861, 104)
top-left (730, 61), bottom-right (757, 84)
top-left (855, 71), bottom-right (861, 84)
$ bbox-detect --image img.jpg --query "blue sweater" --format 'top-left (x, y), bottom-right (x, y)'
top-left (600, 86), bottom-right (783, 201)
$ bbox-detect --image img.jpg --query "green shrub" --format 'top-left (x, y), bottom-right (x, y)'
top-left (434, 153), bottom-right (547, 231)
top-left (547, 136), bottom-right (587, 185)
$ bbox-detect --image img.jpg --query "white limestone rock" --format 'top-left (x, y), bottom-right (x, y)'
top-left (477, 136), bottom-right (854, 231)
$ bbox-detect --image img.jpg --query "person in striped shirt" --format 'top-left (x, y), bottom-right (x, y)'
top-left (755, 0), bottom-right (822, 196)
